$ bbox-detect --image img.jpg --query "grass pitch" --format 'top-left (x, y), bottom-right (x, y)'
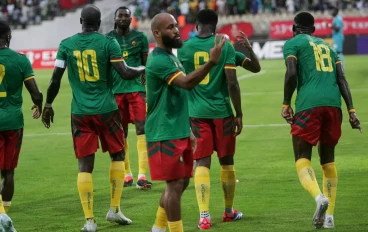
top-left (10, 56), bottom-right (368, 231)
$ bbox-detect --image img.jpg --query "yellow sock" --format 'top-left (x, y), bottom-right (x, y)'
top-left (322, 162), bottom-right (338, 215)
top-left (3, 202), bottom-right (10, 214)
top-left (124, 139), bottom-right (132, 175)
top-left (110, 161), bottom-right (125, 211)
top-left (221, 165), bottom-right (236, 212)
top-left (153, 206), bottom-right (168, 229)
top-left (77, 172), bottom-right (94, 219)
top-left (168, 220), bottom-right (183, 232)
top-left (0, 195), bottom-right (5, 214)
top-left (137, 135), bottom-right (148, 176)
top-left (195, 166), bottom-right (210, 213)
top-left (296, 158), bottom-right (322, 199)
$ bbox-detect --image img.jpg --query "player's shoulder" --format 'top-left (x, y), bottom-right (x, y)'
top-left (148, 48), bottom-right (175, 66)
top-left (131, 29), bottom-right (147, 38)
top-left (105, 30), bottom-right (116, 38)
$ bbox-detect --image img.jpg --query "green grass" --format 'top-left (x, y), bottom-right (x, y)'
top-left (10, 56), bottom-right (368, 231)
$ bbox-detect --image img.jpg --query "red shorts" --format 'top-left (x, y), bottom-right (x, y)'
top-left (115, 92), bottom-right (146, 129)
top-left (147, 137), bottom-right (193, 181)
top-left (190, 116), bottom-right (236, 160)
top-left (291, 107), bottom-right (342, 147)
top-left (71, 110), bottom-right (125, 159)
top-left (0, 129), bottom-right (23, 170)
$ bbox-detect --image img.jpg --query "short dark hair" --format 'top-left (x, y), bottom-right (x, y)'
top-left (114, 6), bottom-right (131, 29)
top-left (294, 12), bottom-right (314, 27)
top-left (196, 9), bottom-right (218, 27)
top-left (0, 20), bottom-right (10, 38)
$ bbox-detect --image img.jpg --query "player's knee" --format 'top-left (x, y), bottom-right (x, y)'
top-left (1, 169), bottom-right (14, 180)
top-left (182, 178), bottom-right (190, 192)
top-left (196, 156), bottom-right (211, 169)
top-left (110, 150), bottom-right (125, 162)
top-left (135, 120), bottom-right (145, 135)
top-left (166, 178), bottom-right (186, 194)
top-left (78, 155), bottom-right (95, 173)
top-left (219, 155), bottom-right (234, 166)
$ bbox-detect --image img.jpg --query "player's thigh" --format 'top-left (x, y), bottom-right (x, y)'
top-left (147, 138), bottom-right (193, 181)
top-left (190, 118), bottom-right (214, 160)
top-left (320, 107), bottom-right (342, 147)
top-left (115, 94), bottom-right (131, 129)
top-left (0, 129), bottom-right (23, 170)
top-left (71, 114), bottom-right (99, 159)
top-left (213, 116), bottom-right (236, 159)
top-left (95, 110), bottom-right (125, 155)
top-left (291, 107), bottom-right (322, 147)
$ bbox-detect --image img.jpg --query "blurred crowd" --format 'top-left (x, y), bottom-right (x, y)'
top-left (129, 0), bottom-right (368, 23)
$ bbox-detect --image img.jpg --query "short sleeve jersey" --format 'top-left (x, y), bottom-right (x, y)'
top-left (105, 29), bottom-right (149, 94)
top-left (178, 35), bottom-right (235, 118)
top-left (332, 15), bottom-right (344, 40)
top-left (0, 48), bottom-right (34, 131)
top-left (145, 47), bottom-right (190, 142)
top-left (56, 32), bottom-right (123, 115)
top-left (283, 34), bottom-right (342, 113)
top-left (235, 51), bottom-right (248, 67)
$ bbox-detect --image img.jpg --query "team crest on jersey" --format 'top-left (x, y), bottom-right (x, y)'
top-left (132, 40), bottom-right (136, 46)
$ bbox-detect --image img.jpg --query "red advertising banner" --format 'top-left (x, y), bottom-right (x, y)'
top-left (59, 0), bottom-right (88, 10)
top-left (270, 17), bottom-right (368, 39)
top-left (18, 49), bottom-right (58, 69)
top-left (19, 44), bottom-right (159, 69)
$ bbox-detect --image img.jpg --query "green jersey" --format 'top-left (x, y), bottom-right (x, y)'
top-left (283, 34), bottom-right (341, 113)
top-left (145, 47), bottom-right (190, 142)
top-left (178, 35), bottom-right (236, 118)
top-left (56, 32), bottom-right (123, 115)
top-left (0, 48), bottom-right (34, 131)
top-left (105, 29), bottom-right (149, 94)
top-left (235, 51), bottom-right (247, 67)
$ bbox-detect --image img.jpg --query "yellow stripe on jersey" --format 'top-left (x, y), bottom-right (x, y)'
top-left (168, 70), bottom-right (183, 85)
top-left (336, 60), bottom-right (342, 64)
top-left (24, 76), bottom-right (35, 82)
top-left (224, 64), bottom-right (236, 70)
top-left (241, 58), bottom-right (250, 67)
top-left (110, 58), bottom-right (125, 62)
top-left (287, 55), bottom-right (297, 60)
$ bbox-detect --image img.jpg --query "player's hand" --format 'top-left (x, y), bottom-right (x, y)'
top-left (349, 112), bottom-right (363, 133)
top-left (218, 33), bottom-right (230, 41)
top-left (31, 104), bottom-right (42, 119)
top-left (236, 31), bottom-right (252, 49)
top-left (233, 115), bottom-right (243, 136)
top-left (281, 105), bottom-right (294, 125)
top-left (209, 34), bottom-right (227, 65)
top-left (42, 106), bottom-right (54, 129)
top-left (140, 72), bottom-right (146, 85)
top-left (190, 130), bottom-right (197, 154)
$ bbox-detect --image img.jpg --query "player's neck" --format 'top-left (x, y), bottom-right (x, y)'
top-left (116, 27), bottom-right (130, 36)
top-left (197, 32), bottom-right (213, 38)
top-left (82, 25), bottom-right (99, 33)
top-left (156, 42), bottom-right (172, 54)
top-left (0, 40), bottom-right (7, 48)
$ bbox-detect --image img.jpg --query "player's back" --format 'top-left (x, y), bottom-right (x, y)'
top-left (178, 35), bottom-right (235, 118)
top-left (58, 32), bottom-right (118, 114)
top-left (0, 48), bottom-right (34, 130)
top-left (283, 34), bottom-right (341, 113)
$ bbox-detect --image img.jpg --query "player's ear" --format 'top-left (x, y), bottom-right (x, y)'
top-left (311, 26), bottom-right (315, 33)
top-left (153, 30), bottom-right (160, 38)
top-left (292, 25), bottom-right (296, 32)
top-left (80, 18), bottom-right (82, 25)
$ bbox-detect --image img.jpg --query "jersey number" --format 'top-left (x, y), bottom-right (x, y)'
top-left (0, 64), bottom-right (6, 97)
top-left (194, 51), bottom-right (210, 85)
top-left (73, 50), bottom-right (100, 82)
top-left (309, 42), bottom-right (333, 72)
top-left (123, 51), bottom-right (129, 60)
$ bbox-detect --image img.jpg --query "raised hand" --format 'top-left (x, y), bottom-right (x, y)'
top-left (209, 34), bottom-right (227, 65)
top-left (236, 31), bottom-right (252, 48)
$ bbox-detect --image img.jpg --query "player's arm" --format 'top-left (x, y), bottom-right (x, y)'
top-left (111, 60), bottom-right (145, 80)
top-left (140, 33), bottom-right (149, 85)
top-left (335, 62), bottom-right (362, 132)
top-left (24, 78), bottom-right (43, 117)
top-left (281, 56), bottom-right (297, 124)
top-left (172, 34), bottom-right (226, 89)
top-left (237, 31), bottom-right (261, 73)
